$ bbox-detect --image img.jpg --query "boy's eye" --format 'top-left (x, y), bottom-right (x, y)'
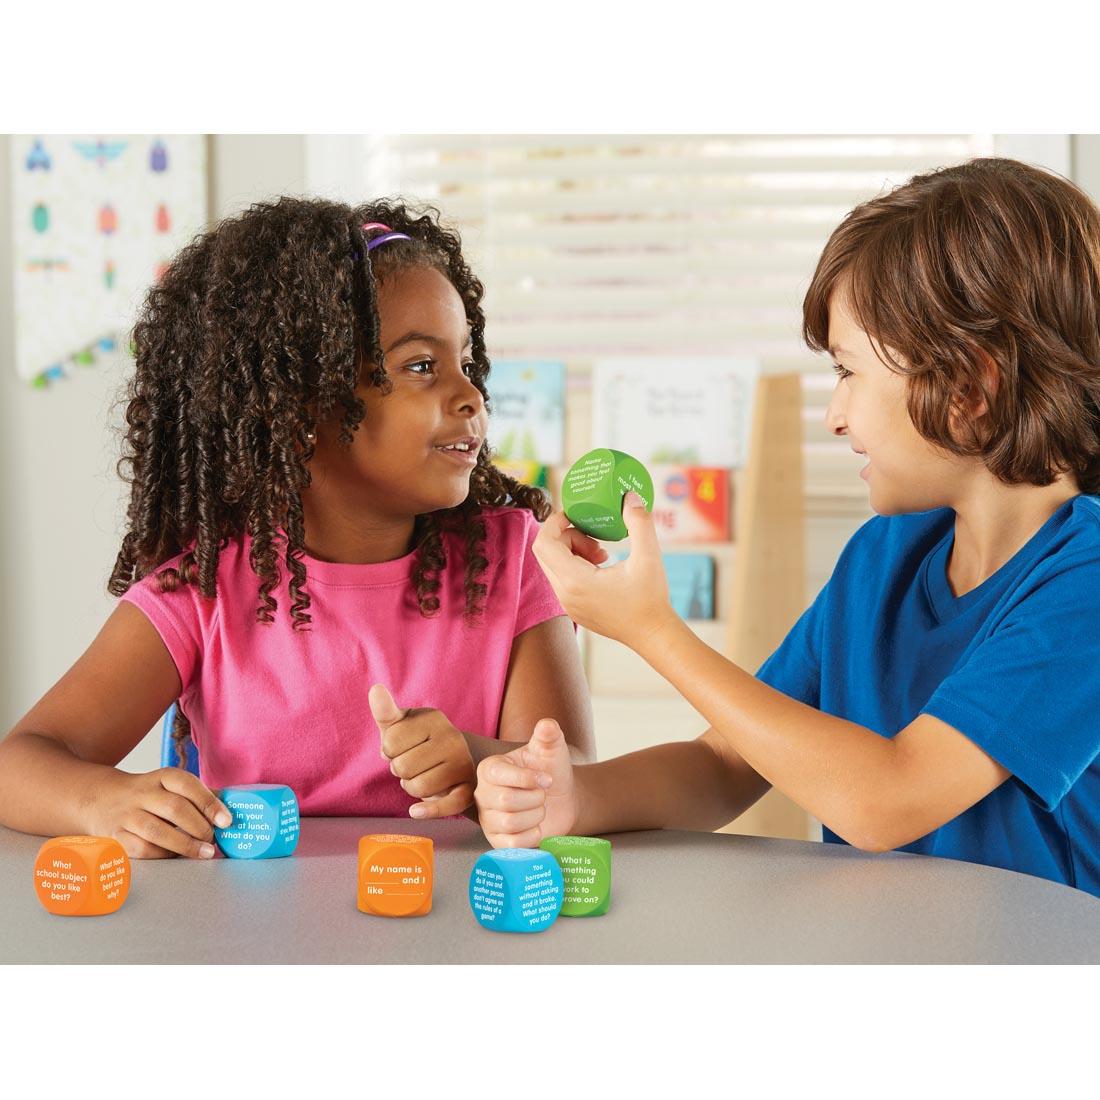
top-left (462, 360), bottom-right (475, 377)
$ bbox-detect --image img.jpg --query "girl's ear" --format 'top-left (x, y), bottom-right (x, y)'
top-left (301, 404), bottom-right (320, 453)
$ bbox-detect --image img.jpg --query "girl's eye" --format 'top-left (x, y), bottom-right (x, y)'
top-left (832, 363), bottom-right (852, 380)
top-left (405, 360), bottom-right (476, 378)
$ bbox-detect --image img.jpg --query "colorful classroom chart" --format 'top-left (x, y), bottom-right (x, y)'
top-left (11, 135), bottom-right (206, 386)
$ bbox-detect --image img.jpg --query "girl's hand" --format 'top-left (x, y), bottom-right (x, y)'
top-left (533, 493), bottom-right (677, 649)
top-left (86, 768), bottom-right (233, 859)
top-left (474, 719), bottom-right (577, 848)
top-left (369, 684), bottom-right (476, 818)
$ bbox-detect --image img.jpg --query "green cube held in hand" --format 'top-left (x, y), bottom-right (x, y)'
top-left (561, 448), bottom-right (654, 542)
top-left (539, 835), bottom-right (612, 916)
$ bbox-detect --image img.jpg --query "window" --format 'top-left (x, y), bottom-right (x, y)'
top-left (312, 133), bottom-right (995, 508)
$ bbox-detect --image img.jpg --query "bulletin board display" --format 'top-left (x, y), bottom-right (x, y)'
top-left (10, 135), bottom-right (207, 386)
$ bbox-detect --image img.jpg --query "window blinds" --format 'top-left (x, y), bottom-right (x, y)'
top-left (362, 133), bottom-right (994, 509)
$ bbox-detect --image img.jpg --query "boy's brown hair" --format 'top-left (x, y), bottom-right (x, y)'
top-left (803, 157), bottom-right (1100, 493)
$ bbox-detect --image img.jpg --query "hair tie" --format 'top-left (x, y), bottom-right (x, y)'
top-left (361, 221), bottom-right (411, 251)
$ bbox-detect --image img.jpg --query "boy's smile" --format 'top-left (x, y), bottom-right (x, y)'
top-left (824, 290), bottom-right (959, 515)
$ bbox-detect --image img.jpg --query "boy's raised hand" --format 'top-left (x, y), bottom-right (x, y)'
top-left (369, 684), bottom-right (476, 819)
top-left (474, 718), bottom-right (577, 848)
top-left (533, 492), bottom-right (675, 649)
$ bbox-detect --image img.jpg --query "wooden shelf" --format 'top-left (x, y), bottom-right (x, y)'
top-left (562, 369), bottom-right (810, 841)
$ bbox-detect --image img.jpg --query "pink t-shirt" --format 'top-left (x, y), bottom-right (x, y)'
top-left (121, 506), bottom-right (566, 815)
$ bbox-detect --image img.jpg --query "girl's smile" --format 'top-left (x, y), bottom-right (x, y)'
top-left (302, 263), bottom-right (489, 564)
top-left (432, 434), bottom-right (483, 466)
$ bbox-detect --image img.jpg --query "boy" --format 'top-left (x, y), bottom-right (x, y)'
top-left (470, 158), bottom-right (1100, 896)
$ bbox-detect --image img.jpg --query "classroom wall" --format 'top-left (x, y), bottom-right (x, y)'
top-left (0, 134), bottom-right (308, 771)
top-left (0, 135), bottom-right (128, 746)
top-left (2, 134), bottom-right (1094, 776)
top-left (1073, 134), bottom-right (1100, 201)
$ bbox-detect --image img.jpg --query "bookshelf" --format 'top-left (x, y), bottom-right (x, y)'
top-left (544, 368), bottom-right (812, 841)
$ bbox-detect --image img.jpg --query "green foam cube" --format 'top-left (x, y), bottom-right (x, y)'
top-left (561, 448), bottom-right (653, 542)
top-left (539, 835), bottom-right (612, 916)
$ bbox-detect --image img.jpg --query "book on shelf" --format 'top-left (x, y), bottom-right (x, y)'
top-left (493, 458), bottom-right (550, 489)
top-left (591, 357), bottom-right (759, 468)
top-left (608, 550), bottom-right (716, 620)
top-left (650, 465), bottom-right (731, 543)
top-left (487, 360), bottom-right (566, 466)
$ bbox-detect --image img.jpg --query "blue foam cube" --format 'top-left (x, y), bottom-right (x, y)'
top-left (468, 848), bottom-right (564, 933)
top-left (214, 784), bottom-right (300, 859)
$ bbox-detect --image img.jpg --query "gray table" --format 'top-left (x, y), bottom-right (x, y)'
top-left (3, 818), bottom-right (1099, 963)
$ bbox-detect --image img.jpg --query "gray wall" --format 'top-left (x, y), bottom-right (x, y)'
top-left (0, 135), bottom-right (307, 771)
top-left (1073, 135), bottom-right (1100, 201)
top-left (2, 134), bottom-right (1096, 773)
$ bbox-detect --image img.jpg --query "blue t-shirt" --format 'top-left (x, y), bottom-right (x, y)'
top-left (756, 494), bottom-right (1100, 896)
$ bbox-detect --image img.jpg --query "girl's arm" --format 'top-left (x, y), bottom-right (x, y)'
top-left (492, 614), bottom-right (595, 763)
top-left (0, 602), bottom-right (231, 856)
top-left (529, 501), bottom-right (1010, 850)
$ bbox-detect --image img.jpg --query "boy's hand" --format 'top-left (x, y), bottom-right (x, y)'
top-left (474, 718), bottom-right (578, 847)
top-left (87, 768), bottom-right (232, 860)
top-left (533, 495), bottom-right (676, 650)
top-left (369, 684), bottom-right (476, 819)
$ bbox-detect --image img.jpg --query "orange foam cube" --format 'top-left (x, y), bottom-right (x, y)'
top-left (33, 836), bottom-right (131, 916)
top-left (357, 834), bottom-right (433, 917)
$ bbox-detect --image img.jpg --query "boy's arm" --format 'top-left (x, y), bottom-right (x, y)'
top-left (474, 719), bottom-right (771, 846)
top-left (477, 632), bottom-right (1007, 848)
top-left (531, 502), bottom-right (1010, 850)
top-left (572, 726), bottom-right (771, 835)
top-left (633, 616), bottom-right (1009, 850)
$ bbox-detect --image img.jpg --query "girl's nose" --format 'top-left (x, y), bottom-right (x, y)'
top-left (452, 369), bottom-right (485, 416)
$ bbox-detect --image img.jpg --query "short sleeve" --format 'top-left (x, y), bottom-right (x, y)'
top-left (921, 557), bottom-right (1100, 811)
top-left (119, 570), bottom-right (209, 694)
top-left (511, 510), bottom-right (568, 638)
top-left (754, 581), bottom-right (827, 708)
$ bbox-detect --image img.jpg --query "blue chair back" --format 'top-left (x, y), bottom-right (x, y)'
top-left (159, 703), bottom-right (200, 775)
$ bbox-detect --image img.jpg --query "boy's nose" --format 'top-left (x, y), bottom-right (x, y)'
top-left (825, 389), bottom-right (848, 436)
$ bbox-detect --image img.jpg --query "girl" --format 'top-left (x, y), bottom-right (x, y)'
top-left (474, 157), bottom-right (1100, 897)
top-left (0, 198), bottom-right (593, 858)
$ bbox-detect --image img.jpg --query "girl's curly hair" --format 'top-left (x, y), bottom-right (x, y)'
top-left (109, 197), bottom-right (550, 764)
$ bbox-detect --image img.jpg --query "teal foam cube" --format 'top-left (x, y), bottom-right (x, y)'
top-left (214, 784), bottom-right (300, 859)
top-left (469, 848), bottom-right (564, 933)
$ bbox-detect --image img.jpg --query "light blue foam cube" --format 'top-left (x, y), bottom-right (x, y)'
top-left (214, 784), bottom-right (300, 859)
top-left (468, 848), bottom-right (564, 933)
